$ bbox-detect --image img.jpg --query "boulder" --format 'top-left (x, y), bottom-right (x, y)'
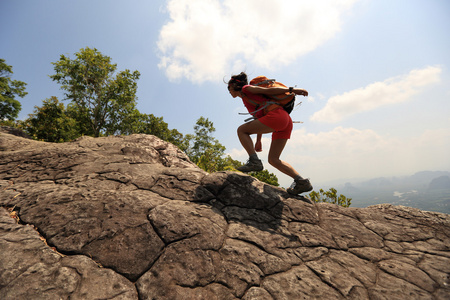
top-left (1, 131), bottom-right (449, 299)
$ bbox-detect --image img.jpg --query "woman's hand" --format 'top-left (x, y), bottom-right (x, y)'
top-left (255, 133), bottom-right (262, 152)
top-left (294, 88), bottom-right (308, 96)
top-left (255, 140), bottom-right (262, 152)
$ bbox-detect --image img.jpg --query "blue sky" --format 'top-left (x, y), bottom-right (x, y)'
top-left (1, 0), bottom-right (449, 187)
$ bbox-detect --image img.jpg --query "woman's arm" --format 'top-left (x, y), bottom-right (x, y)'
top-left (244, 85), bottom-right (308, 96)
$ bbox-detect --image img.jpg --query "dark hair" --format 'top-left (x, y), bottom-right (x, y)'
top-left (227, 72), bottom-right (248, 91)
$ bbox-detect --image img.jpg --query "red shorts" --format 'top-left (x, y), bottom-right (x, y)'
top-left (258, 108), bottom-right (293, 140)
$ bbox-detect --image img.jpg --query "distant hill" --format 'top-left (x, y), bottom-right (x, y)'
top-left (332, 171), bottom-right (450, 214)
top-left (429, 176), bottom-right (450, 190)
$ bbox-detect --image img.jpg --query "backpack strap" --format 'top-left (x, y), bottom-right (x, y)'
top-left (241, 93), bottom-right (260, 107)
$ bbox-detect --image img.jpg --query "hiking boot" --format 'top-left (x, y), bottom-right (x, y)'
top-left (237, 158), bottom-right (264, 173)
top-left (287, 178), bottom-right (313, 195)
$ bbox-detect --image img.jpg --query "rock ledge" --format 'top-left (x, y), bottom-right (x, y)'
top-left (1, 132), bottom-right (449, 299)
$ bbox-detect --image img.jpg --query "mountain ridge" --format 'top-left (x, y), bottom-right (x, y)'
top-left (330, 171), bottom-right (450, 214)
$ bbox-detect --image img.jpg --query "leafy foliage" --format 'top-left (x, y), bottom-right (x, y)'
top-left (249, 170), bottom-right (279, 186)
top-left (0, 58), bottom-right (27, 120)
top-left (309, 188), bottom-right (352, 207)
top-left (184, 117), bottom-right (279, 186)
top-left (184, 117), bottom-right (228, 173)
top-left (124, 111), bottom-right (187, 150)
top-left (50, 47), bottom-right (140, 137)
top-left (25, 97), bottom-right (78, 142)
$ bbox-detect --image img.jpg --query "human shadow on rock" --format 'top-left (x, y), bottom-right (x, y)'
top-left (198, 171), bottom-right (314, 240)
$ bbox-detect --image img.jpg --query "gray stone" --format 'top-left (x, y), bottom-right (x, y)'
top-left (0, 208), bottom-right (137, 299)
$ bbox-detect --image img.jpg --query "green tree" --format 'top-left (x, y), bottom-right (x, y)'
top-left (249, 170), bottom-right (279, 187)
top-left (0, 59), bottom-right (27, 120)
top-left (25, 97), bottom-right (78, 142)
top-left (184, 117), bottom-right (228, 173)
top-left (185, 117), bottom-right (280, 185)
top-left (64, 102), bottom-right (94, 137)
top-left (309, 188), bottom-right (352, 207)
top-left (125, 112), bottom-right (187, 150)
top-left (50, 47), bottom-right (140, 137)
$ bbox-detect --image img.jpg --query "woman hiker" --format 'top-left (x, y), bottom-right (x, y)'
top-left (227, 72), bottom-right (313, 195)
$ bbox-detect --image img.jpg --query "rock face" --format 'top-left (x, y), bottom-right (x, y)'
top-left (1, 131), bottom-right (449, 299)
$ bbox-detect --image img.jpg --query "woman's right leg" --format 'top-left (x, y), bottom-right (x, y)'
top-left (267, 138), bottom-right (299, 178)
top-left (269, 138), bottom-right (313, 195)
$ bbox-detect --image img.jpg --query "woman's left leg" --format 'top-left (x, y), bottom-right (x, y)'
top-left (237, 120), bottom-right (274, 156)
top-left (267, 138), bottom-right (299, 178)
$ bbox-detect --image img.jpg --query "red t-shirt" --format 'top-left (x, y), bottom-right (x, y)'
top-left (241, 85), bottom-right (268, 119)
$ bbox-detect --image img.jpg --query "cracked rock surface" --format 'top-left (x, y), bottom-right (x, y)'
top-left (1, 131), bottom-right (449, 299)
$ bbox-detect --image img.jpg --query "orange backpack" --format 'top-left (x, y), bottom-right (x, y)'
top-left (241, 76), bottom-right (296, 121)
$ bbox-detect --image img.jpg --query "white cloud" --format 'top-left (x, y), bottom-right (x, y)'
top-left (284, 126), bottom-right (450, 185)
top-left (310, 66), bottom-right (442, 123)
top-left (227, 147), bottom-right (248, 161)
top-left (158, 0), bottom-right (358, 82)
top-left (307, 96), bottom-right (316, 103)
